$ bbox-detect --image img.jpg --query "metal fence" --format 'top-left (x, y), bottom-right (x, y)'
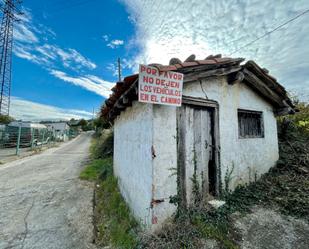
top-left (0, 124), bottom-right (79, 158)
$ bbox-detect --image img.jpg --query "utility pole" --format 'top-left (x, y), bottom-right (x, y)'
top-left (117, 57), bottom-right (121, 82)
top-left (0, 0), bottom-right (22, 116)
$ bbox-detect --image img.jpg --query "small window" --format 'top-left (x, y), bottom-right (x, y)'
top-left (238, 109), bottom-right (264, 138)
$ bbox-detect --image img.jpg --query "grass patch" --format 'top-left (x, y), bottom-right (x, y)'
top-left (79, 158), bottom-right (112, 181)
top-left (80, 130), bottom-right (138, 248)
top-left (138, 207), bottom-right (238, 249)
top-left (96, 175), bottom-right (138, 248)
top-left (195, 221), bottom-right (238, 249)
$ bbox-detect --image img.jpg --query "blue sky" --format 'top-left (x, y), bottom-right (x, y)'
top-left (11, 0), bottom-right (136, 120)
top-left (7, 0), bottom-right (309, 121)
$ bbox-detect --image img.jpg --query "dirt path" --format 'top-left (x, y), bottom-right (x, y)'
top-left (0, 132), bottom-right (95, 249)
top-left (233, 207), bottom-right (309, 249)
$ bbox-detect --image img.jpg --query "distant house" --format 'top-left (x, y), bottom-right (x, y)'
top-left (45, 122), bottom-right (70, 141)
top-left (68, 119), bottom-right (82, 132)
top-left (101, 55), bottom-right (294, 231)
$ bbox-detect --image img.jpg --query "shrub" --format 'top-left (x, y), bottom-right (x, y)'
top-left (80, 157), bottom-right (113, 181)
top-left (91, 129), bottom-right (114, 159)
top-left (0, 114), bottom-right (14, 124)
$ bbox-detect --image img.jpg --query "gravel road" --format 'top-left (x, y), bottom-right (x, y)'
top-left (0, 132), bottom-right (96, 249)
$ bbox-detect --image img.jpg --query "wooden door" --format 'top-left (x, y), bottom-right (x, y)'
top-left (177, 104), bottom-right (215, 207)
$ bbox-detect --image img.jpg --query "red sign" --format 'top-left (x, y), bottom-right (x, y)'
top-left (138, 64), bottom-right (184, 106)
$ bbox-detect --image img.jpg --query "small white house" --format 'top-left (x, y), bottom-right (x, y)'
top-left (102, 55), bottom-right (294, 231)
top-left (45, 122), bottom-right (70, 141)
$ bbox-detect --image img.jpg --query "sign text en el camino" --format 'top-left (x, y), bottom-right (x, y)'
top-left (138, 64), bottom-right (184, 106)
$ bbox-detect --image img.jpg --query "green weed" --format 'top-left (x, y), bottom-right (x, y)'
top-left (96, 169), bottom-right (138, 248)
top-left (80, 132), bottom-right (138, 248)
top-left (79, 157), bottom-right (112, 181)
top-left (90, 129), bottom-right (113, 159)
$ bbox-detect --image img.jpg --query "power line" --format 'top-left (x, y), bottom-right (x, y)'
top-left (230, 8), bottom-right (309, 55)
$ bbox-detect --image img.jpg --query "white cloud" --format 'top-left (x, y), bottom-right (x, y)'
top-left (121, 58), bottom-right (136, 71)
top-left (13, 9), bottom-right (97, 72)
top-left (14, 44), bottom-right (50, 65)
top-left (50, 70), bottom-right (114, 98)
top-left (103, 35), bottom-right (109, 42)
top-left (122, 0), bottom-right (309, 100)
top-left (107, 39), bottom-right (124, 49)
top-left (10, 97), bottom-right (93, 121)
top-left (106, 63), bottom-right (119, 77)
top-left (106, 59), bottom-right (133, 77)
top-left (14, 44), bottom-right (38, 62)
top-left (35, 45), bottom-right (57, 60)
top-left (14, 23), bottom-right (39, 43)
top-left (30, 44), bottom-right (97, 70)
top-left (65, 48), bottom-right (97, 70)
top-left (14, 9), bottom-right (39, 44)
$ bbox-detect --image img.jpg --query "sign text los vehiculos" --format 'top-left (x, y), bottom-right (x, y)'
top-left (138, 64), bottom-right (184, 106)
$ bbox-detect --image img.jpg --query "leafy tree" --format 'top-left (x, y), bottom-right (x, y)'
top-left (93, 116), bottom-right (110, 129)
top-left (278, 99), bottom-right (309, 138)
top-left (293, 102), bottom-right (309, 134)
top-left (78, 118), bottom-right (95, 131)
top-left (78, 119), bottom-right (87, 127)
top-left (0, 115), bottom-right (14, 124)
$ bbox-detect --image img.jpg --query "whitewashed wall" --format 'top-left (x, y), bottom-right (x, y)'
top-left (114, 102), bottom-right (154, 227)
top-left (114, 101), bottom-right (178, 231)
top-left (184, 77), bottom-right (279, 190)
top-left (152, 105), bottom-right (177, 230)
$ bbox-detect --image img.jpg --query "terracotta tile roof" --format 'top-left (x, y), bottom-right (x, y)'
top-left (151, 57), bottom-right (243, 72)
top-left (101, 54), bottom-right (294, 121)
